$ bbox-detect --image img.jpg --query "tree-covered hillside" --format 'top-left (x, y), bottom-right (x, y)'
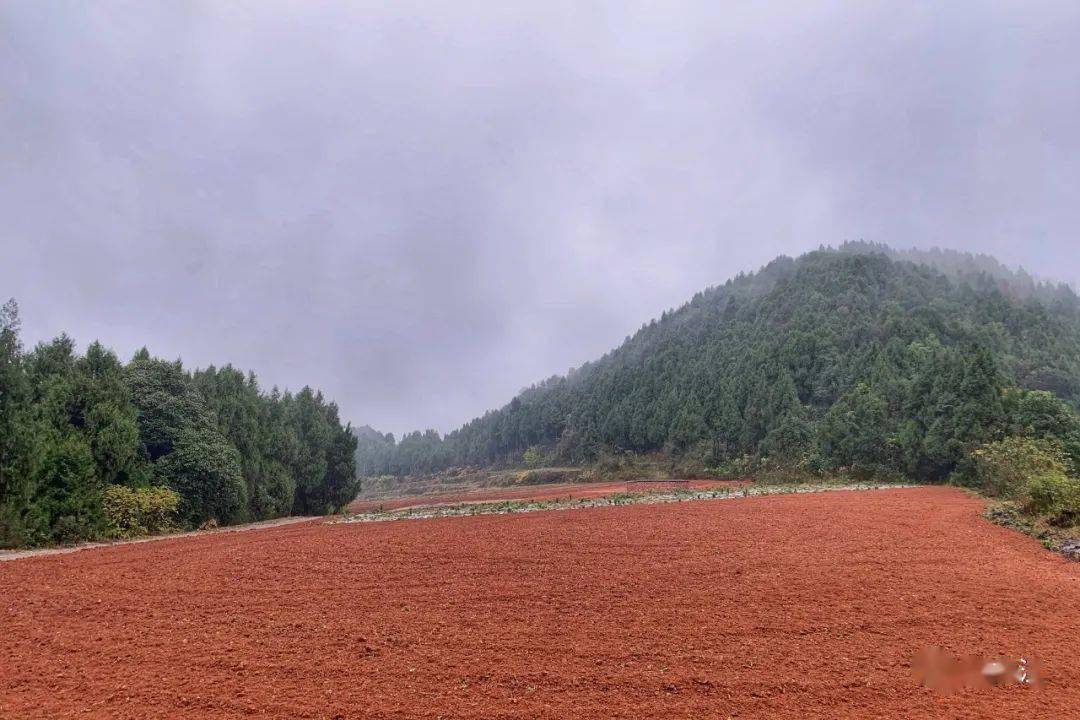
top-left (0, 301), bottom-right (358, 547)
top-left (363, 243), bottom-right (1080, 482)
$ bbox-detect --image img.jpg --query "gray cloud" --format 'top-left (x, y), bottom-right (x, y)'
top-left (2, 1), bottom-right (1079, 434)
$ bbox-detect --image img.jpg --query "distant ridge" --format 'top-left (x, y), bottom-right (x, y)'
top-left (358, 244), bottom-right (1080, 482)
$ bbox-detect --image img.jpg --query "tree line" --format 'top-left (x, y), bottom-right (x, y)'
top-left (0, 300), bottom-right (358, 547)
top-left (358, 245), bottom-right (1080, 482)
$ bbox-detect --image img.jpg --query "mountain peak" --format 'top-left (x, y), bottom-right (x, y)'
top-left (359, 247), bottom-right (1080, 482)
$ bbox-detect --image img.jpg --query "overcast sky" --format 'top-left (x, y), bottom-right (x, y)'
top-left (2, 1), bottom-right (1079, 435)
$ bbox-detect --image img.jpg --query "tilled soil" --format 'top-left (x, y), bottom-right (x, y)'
top-left (1, 486), bottom-right (1078, 719)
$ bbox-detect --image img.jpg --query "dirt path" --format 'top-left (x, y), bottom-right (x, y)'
top-left (1, 486), bottom-right (1078, 719)
top-left (0, 515), bottom-right (319, 562)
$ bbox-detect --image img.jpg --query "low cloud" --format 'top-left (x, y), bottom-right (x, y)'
top-left (2, 1), bottom-right (1078, 434)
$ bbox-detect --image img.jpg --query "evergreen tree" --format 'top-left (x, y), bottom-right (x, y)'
top-left (0, 310), bottom-right (359, 547)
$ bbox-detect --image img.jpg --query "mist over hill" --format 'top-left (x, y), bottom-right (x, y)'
top-left (358, 243), bottom-right (1080, 482)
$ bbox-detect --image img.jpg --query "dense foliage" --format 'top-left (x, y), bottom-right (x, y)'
top-left (102, 484), bottom-right (181, 539)
top-left (363, 244), bottom-right (1080, 483)
top-left (0, 302), bottom-right (358, 547)
top-left (968, 435), bottom-right (1080, 527)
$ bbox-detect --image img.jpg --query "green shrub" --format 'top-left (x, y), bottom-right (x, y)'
top-left (710, 453), bottom-right (760, 479)
top-left (1022, 473), bottom-right (1080, 526)
top-left (522, 446), bottom-right (543, 468)
top-left (966, 436), bottom-right (1069, 498)
top-left (103, 484), bottom-right (181, 538)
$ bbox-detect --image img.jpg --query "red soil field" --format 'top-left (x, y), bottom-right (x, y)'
top-left (2, 486), bottom-right (1078, 719)
top-left (348, 478), bottom-right (738, 513)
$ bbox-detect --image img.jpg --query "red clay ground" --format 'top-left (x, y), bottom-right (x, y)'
top-left (348, 478), bottom-right (739, 513)
top-left (2, 486), bottom-right (1078, 719)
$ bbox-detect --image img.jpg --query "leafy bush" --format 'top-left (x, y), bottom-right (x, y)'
top-left (965, 436), bottom-right (1069, 498)
top-left (1022, 473), bottom-right (1080, 526)
top-left (103, 484), bottom-right (180, 538)
top-left (965, 435), bottom-right (1080, 530)
top-left (522, 446), bottom-right (543, 468)
top-left (710, 453), bottom-right (760, 479)
top-left (1005, 389), bottom-right (1080, 471)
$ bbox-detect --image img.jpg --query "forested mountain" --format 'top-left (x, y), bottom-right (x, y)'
top-left (362, 243), bottom-right (1080, 481)
top-left (0, 301), bottom-right (358, 547)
